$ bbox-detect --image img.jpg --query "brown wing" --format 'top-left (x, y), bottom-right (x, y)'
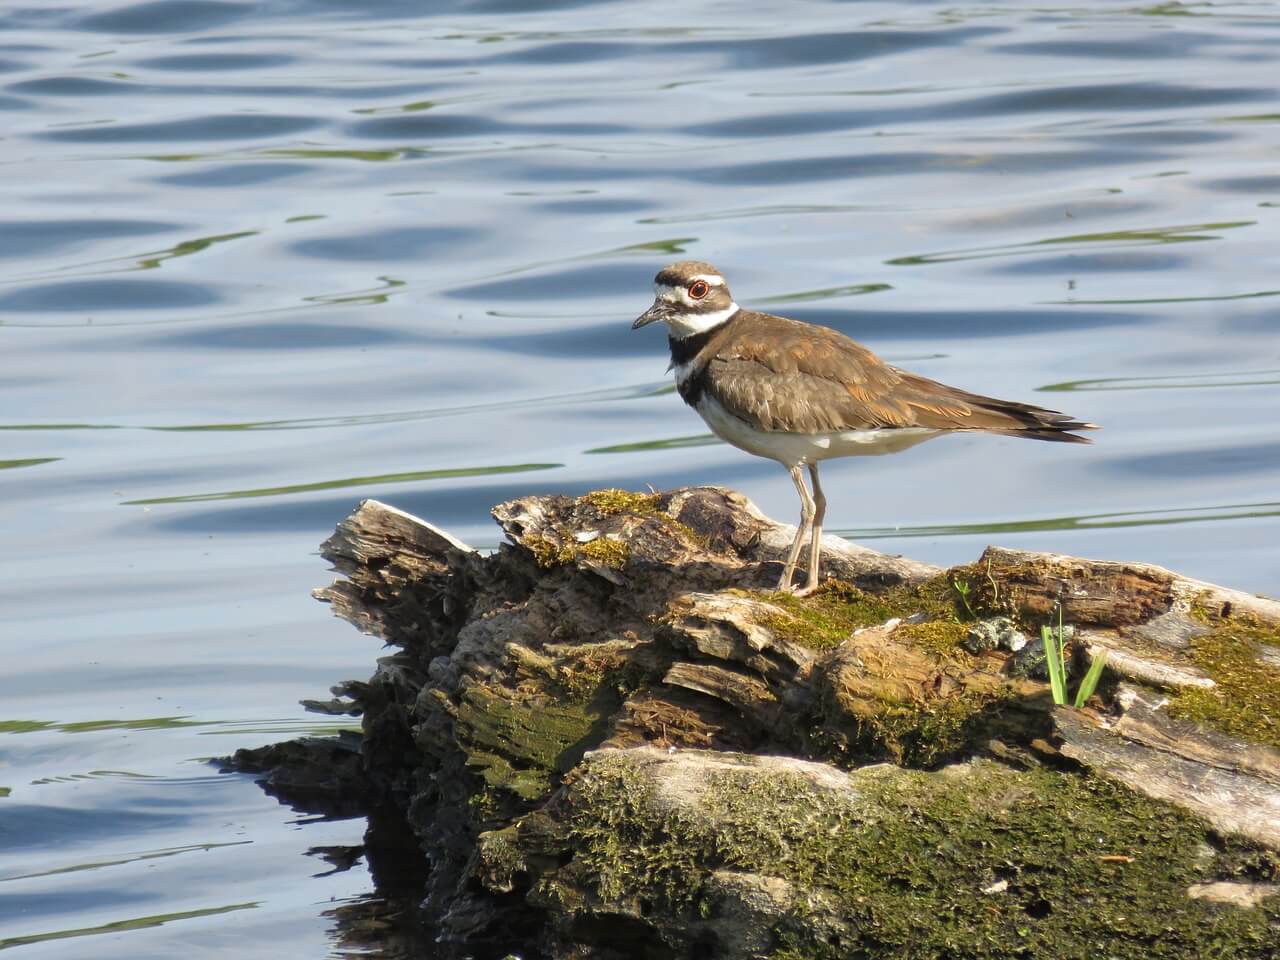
top-left (703, 311), bottom-right (1095, 441)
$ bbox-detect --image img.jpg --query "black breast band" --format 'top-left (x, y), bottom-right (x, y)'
top-left (668, 327), bottom-right (717, 367)
top-left (677, 366), bottom-right (709, 407)
top-left (669, 328), bottom-right (719, 409)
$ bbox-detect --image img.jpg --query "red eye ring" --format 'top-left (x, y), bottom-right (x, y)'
top-left (688, 280), bottom-right (710, 300)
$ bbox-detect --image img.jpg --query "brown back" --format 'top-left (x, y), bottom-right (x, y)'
top-left (686, 310), bottom-right (1094, 440)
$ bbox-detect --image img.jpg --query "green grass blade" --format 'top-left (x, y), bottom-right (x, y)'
top-left (1041, 625), bottom-right (1068, 706)
top-left (1074, 649), bottom-right (1109, 708)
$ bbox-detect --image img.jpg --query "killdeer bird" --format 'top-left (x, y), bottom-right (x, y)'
top-left (633, 260), bottom-right (1097, 595)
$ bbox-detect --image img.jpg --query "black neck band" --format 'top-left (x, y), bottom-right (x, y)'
top-left (668, 313), bottom-right (734, 366)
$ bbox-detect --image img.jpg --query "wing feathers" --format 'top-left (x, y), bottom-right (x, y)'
top-left (697, 311), bottom-right (1096, 442)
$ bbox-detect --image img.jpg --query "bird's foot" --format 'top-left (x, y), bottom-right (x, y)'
top-left (774, 577), bottom-right (821, 597)
top-left (775, 571), bottom-right (823, 597)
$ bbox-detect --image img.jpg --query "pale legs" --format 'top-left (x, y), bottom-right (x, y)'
top-left (777, 462), bottom-right (828, 595)
top-left (804, 463), bottom-right (827, 594)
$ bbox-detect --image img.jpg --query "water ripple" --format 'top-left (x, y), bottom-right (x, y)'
top-left (291, 225), bottom-right (477, 262)
top-left (1042, 370), bottom-right (1280, 392)
top-left (35, 113), bottom-right (325, 143)
top-left (0, 379), bottom-right (667, 434)
top-left (843, 500), bottom-right (1280, 541)
top-left (0, 902), bottom-right (258, 952)
top-left (137, 52), bottom-right (296, 71)
top-left (0, 219), bottom-right (180, 259)
top-left (4, 2), bottom-right (1280, 954)
top-left (73, 1), bottom-right (253, 34)
top-left (886, 220), bottom-right (1257, 266)
top-left (122, 461), bottom-right (564, 505)
top-left (0, 278), bottom-right (220, 312)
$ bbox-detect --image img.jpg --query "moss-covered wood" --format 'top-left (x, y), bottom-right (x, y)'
top-left (530, 748), bottom-right (1280, 959)
top-left (227, 487), bottom-right (1280, 959)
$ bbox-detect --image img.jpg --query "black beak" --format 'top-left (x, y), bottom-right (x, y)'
top-left (632, 302), bottom-right (666, 329)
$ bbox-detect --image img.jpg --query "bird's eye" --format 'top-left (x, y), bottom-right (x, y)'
top-left (688, 280), bottom-right (710, 300)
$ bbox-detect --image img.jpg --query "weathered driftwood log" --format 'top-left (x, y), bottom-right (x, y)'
top-left (228, 487), bottom-right (1280, 959)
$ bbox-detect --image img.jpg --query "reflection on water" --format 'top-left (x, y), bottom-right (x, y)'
top-left (886, 220), bottom-right (1257, 266)
top-left (0, 841), bottom-right (253, 885)
top-left (0, 903), bottom-right (260, 952)
top-left (842, 499), bottom-right (1280, 541)
top-left (123, 461), bottom-right (564, 504)
top-left (586, 434), bottom-right (717, 454)
top-left (1043, 370), bottom-right (1280, 392)
top-left (0, 381), bottom-right (668, 432)
top-left (3, 0), bottom-right (1279, 955)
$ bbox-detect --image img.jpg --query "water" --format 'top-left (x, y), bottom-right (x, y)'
top-left (2, 0), bottom-right (1278, 953)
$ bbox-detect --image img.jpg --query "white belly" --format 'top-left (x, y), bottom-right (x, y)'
top-left (696, 394), bottom-right (941, 466)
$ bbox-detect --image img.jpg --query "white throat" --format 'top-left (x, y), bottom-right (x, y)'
top-left (666, 302), bottom-right (738, 339)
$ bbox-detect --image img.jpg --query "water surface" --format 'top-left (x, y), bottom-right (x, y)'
top-left (2, 0), bottom-right (1279, 954)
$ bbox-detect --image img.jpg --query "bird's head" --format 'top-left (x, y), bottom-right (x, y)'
top-left (632, 260), bottom-right (739, 338)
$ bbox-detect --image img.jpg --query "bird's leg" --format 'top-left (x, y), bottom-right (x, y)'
top-left (795, 462), bottom-right (827, 596)
top-left (778, 463), bottom-right (815, 592)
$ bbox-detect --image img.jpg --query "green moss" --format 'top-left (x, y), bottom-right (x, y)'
top-left (895, 572), bottom-right (974, 622)
top-left (578, 487), bottom-right (708, 548)
top-left (454, 685), bottom-right (602, 800)
top-left (564, 759), bottom-right (708, 914)
top-left (555, 645), bottom-right (647, 704)
top-left (525, 532), bottom-right (576, 569)
top-left (578, 488), bottom-right (662, 516)
top-left (760, 577), bottom-right (966, 652)
top-left (748, 581), bottom-right (1014, 765)
top-left (578, 536), bottom-right (630, 568)
top-left (760, 582), bottom-right (903, 651)
top-left (476, 826), bottom-right (527, 892)
top-left (1168, 617), bottom-right (1280, 748)
top-left (526, 489), bottom-right (705, 569)
top-left (563, 755), bottom-right (1280, 958)
top-left (525, 527), bottom-right (630, 571)
top-left (862, 691), bottom-right (1007, 768)
top-left (893, 620), bottom-right (970, 659)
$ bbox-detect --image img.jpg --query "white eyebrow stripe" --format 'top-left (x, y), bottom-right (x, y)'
top-left (655, 277), bottom-right (725, 299)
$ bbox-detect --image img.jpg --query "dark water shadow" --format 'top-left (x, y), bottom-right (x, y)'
top-left (0, 279), bottom-right (220, 312)
top-left (73, 1), bottom-right (253, 34)
top-left (36, 114), bottom-right (324, 143)
top-left (154, 161), bottom-right (313, 188)
top-left (137, 52), bottom-right (296, 71)
top-left (1106, 441), bottom-right (1280, 480)
top-left (0, 802), bottom-right (191, 855)
top-left (291, 226), bottom-right (477, 262)
top-left (128, 321), bottom-right (422, 351)
top-left (0, 219), bottom-right (180, 259)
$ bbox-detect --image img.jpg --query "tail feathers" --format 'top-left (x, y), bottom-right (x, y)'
top-left (998, 424), bottom-right (1097, 444)
top-left (978, 398), bottom-right (1098, 443)
top-left (897, 372), bottom-right (1097, 442)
